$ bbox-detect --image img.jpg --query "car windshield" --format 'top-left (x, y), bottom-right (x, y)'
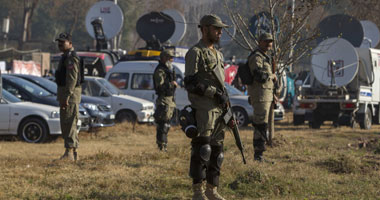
top-left (97, 78), bottom-right (120, 95)
top-left (8, 76), bottom-right (53, 97)
top-left (27, 76), bottom-right (57, 94)
top-left (225, 83), bottom-right (244, 96)
top-left (2, 89), bottom-right (22, 103)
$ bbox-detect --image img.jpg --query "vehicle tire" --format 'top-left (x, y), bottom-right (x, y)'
top-left (232, 107), bottom-right (249, 127)
top-left (309, 119), bottom-right (322, 129)
top-left (359, 108), bottom-right (372, 130)
top-left (18, 118), bottom-right (48, 143)
top-left (116, 110), bottom-right (136, 123)
top-left (293, 114), bottom-right (305, 125)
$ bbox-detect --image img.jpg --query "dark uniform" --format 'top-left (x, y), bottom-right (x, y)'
top-left (153, 49), bottom-right (176, 151)
top-left (184, 14), bottom-right (228, 200)
top-left (55, 33), bottom-right (82, 161)
top-left (247, 33), bottom-right (276, 161)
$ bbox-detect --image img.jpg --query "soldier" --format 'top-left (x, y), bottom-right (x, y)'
top-left (247, 32), bottom-right (277, 162)
top-left (153, 49), bottom-right (177, 151)
top-left (55, 32), bottom-right (82, 161)
top-left (184, 14), bottom-right (228, 200)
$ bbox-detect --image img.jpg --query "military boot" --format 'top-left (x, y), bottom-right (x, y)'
top-left (192, 183), bottom-right (208, 200)
top-left (60, 148), bottom-right (74, 161)
top-left (73, 148), bottom-right (79, 161)
top-left (162, 143), bottom-right (168, 152)
top-left (254, 151), bottom-right (263, 162)
top-left (205, 183), bottom-right (225, 200)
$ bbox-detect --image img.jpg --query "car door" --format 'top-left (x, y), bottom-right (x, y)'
top-left (83, 79), bottom-right (114, 109)
top-left (0, 99), bottom-right (10, 133)
top-left (128, 73), bottom-right (156, 102)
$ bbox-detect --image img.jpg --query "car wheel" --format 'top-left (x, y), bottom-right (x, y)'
top-left (293, 114), bottom-right (305, 125)
top-left (232, 107), bottom-right (249, 127)
top-left (18, 118), bottom-right (48, 143)
top-left (359, 108), bottom-right (372, 130)
top-left (116, 110), bottom-right (136, 123)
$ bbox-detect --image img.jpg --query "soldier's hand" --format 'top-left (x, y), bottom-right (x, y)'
top-left (272, 74), bottom-right (278, 82)
top-left (215, 90), bottom-right (228, 106)
top-left (60, 100), bottom-right (69, 110)
top-left (273, 95), bottom-right (278, 104)
top-left (171, 81), bottom-right (178, 88)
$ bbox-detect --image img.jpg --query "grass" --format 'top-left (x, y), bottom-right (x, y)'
top-left (1, 113), bottom-right (380, 199)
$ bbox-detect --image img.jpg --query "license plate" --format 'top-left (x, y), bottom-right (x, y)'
top-left (109, 114), bottom-right (115, 119)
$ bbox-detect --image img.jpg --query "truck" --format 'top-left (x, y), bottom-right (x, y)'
top-left (297, 38), bottom-right (380, 130)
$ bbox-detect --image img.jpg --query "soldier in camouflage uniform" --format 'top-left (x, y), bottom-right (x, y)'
top-left (247, 32), bottom-right (277, 162)
top-left (153, 49), bottom-right (177, 151)
top-left (55, 33), bottom-right (82, 161)
top-left (184, 14), bottom-right (228, 200)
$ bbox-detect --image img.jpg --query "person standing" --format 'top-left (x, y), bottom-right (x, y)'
top-left (184, 14), bottom-right (229, 200)
top-left (153, 49), bottom-right (177, 151)
top-left (247, 32), bottom-right (277, 162)
top-left (55, 33), bottom-right (82, 161)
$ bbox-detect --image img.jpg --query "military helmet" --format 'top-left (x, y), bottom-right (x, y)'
top-left (55, 32), bottom-right (72, 42)
top-left (258, 32), bottom-right (273, 42)
top-left (160, 49), bottom-right (175, 58)
top-left (199, 14), bottom-right (229, 28)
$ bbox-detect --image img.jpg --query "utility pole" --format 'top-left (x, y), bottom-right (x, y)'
top-left (2, 16), bottom-right (10, 49)
top-left (288, 0), bottom-right (295, 72)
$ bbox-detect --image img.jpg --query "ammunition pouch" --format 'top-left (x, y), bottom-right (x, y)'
top-left (184, 75), bottom-right (207, 96)
top-left (253, 68), bottom-right (270, 83)
top-left (179, 105), bottom-right (198, 138)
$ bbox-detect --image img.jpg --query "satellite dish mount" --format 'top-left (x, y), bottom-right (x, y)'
top-left (91, 18), bottom-right (108, 51)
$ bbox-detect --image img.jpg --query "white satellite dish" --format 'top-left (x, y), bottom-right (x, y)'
top-left (311, 38), bottom-right (359, 87)
top-left (162, 9), bottom-right (187, 44)
top-left (360, 20), bottom-right (380, 48)
top-left (85, 1), bottom-right (124, 40)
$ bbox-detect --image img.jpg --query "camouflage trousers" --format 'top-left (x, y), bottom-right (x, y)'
top-left (60, 103), bottom-right (79, 149)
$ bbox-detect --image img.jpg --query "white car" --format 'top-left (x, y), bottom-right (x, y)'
top-left (82, 76), bottom-right (155, 123)
top-left (0, 90), bottom-right (61, 143)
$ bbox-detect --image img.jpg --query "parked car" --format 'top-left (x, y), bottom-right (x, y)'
top-left (51, 51), bottom-right (117, 77)
top-left (0, 89), bottom-right (61, 143)
top-left (82, 76), bottom-right (155, 123)
top-left (105, 60), bottom-right (284, 127)
top-left (13, 74), bottom-right (115, 128)
top-left (2, 75), bottom-right (90, 131)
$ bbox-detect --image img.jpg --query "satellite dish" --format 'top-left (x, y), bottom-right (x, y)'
top-left (360, 20), bottom-right (380, 48)
top-left (249, 11), bottom-right (280, 37)
top-left (317, 14), bottom-right (363, 47)
top-left (219, 15), bottom-right (235, 46)
top-left (162, 9), bottom-right (187, 44)
top-left (85, 1), bottom-right (124, 40)
top-left (311, 37), bottom-right (359, 87)
top-left (136, 12), bottom-right (175, 43)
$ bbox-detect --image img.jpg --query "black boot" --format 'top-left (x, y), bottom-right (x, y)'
top-left (254, 150), bottom-right (263, 162)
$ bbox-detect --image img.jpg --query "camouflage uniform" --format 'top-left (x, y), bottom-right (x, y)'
top-left (55, 42), bottom-right (81, 152)
top-left (153, 49), bottom-right (176, 151)
top-left (185, 39), bottom-right (227, 189)
top-left (247, 33), bottom-right (275, 160)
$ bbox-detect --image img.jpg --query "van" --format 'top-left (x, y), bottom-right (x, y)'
top-left (105, 60), bottom-right (190, 110)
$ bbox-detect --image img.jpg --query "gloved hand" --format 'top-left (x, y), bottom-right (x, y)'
top-left (215, 90), bottom-right (228, 106)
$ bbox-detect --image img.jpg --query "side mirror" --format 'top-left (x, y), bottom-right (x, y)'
top-left (100, 91), bottom-right (109, 97)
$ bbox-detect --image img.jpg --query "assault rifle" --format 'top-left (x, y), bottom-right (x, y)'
top-left (222, 97), bottom-right (247, 164)
top-left (210, 62), bottom-right (247, 164)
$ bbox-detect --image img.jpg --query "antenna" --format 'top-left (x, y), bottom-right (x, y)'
top-left (360, 20), bottom-right (380, 48)
top-left (162, 9), bottom-right (187, 45)
top-left (249, 11), bottom-right (280, 37)
top-left (311, 38), bottom-right (359, 88)
top-left (317, 14), bottom-right (363, 47)
top-left (136, 12), bottom-right (175, 49)
top-left (85, 1), bottom-right (124, 41)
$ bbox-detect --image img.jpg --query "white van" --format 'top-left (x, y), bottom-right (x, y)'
top-left (105, 61), bottom-right (190, 110)
top-left (83, 76), bottom-right (155, 123)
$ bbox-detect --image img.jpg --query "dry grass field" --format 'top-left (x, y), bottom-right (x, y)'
top-left (1, 112), bottom-right (380, 200)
